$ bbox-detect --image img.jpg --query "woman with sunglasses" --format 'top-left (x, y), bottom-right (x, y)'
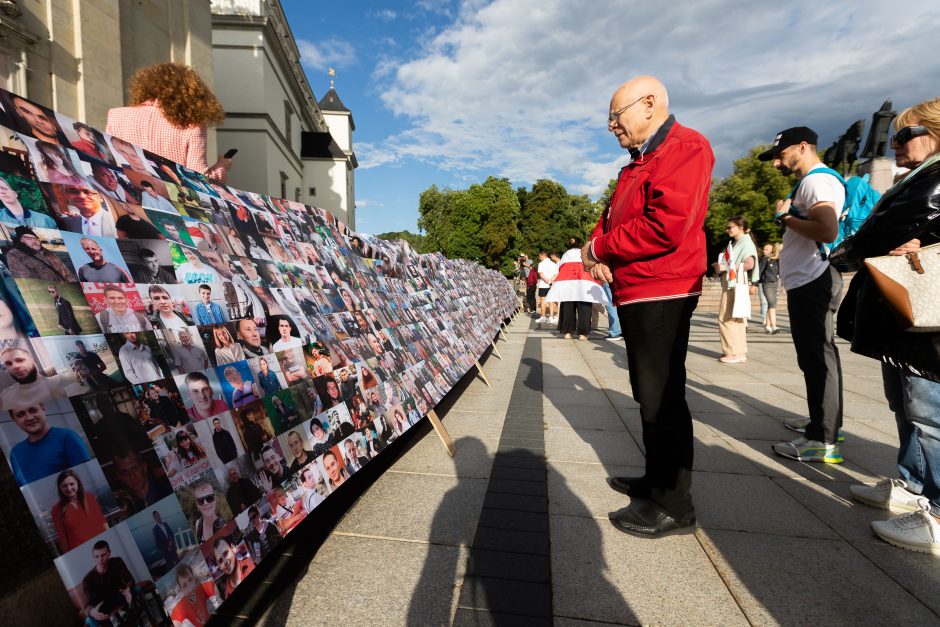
top-left (830, 97), bottom-right (940, 555)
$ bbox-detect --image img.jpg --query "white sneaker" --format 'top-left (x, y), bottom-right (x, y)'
top-left (850, 479), bottom-right (924, 513)
top-left (549, 316), bottom-right (558, 324)
top-left (870, 499), bottom-right (940, 555)
top-left (536, 316), bottom-right (545, 324)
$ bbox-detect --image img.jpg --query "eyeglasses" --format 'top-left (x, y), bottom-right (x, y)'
top-left (195, 494), bottom-right (216, 505)
top-left (892, 125), bottom-right (929, 146)
top-left (65, 188), bottom-right (96, 196)
top-left (608, 95), bottom-right (648, 124)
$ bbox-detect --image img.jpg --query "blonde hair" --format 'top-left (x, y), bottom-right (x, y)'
top-left (128, 63), bottom-right (225, 128)
top-left (895, 97), bottom-right (940, 142)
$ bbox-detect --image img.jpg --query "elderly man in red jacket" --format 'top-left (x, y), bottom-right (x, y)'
top-left (582, 75), bottom-right (714, 538)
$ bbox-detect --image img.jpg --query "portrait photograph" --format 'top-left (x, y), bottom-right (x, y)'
top-left (125, 494), bottom-right (196, 581)
top-left (52, 522), bottom-right (156, 625)
top-left (105, 330), bottom-right (172, 386)
top-left (157, 547), bottom-right (220, 626)
top-left (155, 424), bottom-right (212, 490)
top-left (191, 411), bottom-right (246, 471)
top-left (13, 278), bottom-right (101, 337)
top-left (116, 239), bottom-right (177, 285)
top-left (19, 458), bottom-right (118, 557)
top-left (33, 333), bottom-right (125, 395)
top-left (0, 396), bottom-right (93, 488)
top-left (0, 171), bottom-right (59, 229)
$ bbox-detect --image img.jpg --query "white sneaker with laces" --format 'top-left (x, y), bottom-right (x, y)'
top-left (850, 478), bottom-right (924, 513)
top-left (870, 498), bottom-right (940, 555)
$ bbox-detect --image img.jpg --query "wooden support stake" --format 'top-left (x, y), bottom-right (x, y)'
top-left (490, 341), bottom-right (502, 360)
top-left (474, 359), bottom-right (492, 388)
top-left (426, 409), bottom-right (456, 457)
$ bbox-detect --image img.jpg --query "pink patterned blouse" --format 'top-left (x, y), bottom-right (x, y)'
top-left (105, 101), bottom-right (227, 182)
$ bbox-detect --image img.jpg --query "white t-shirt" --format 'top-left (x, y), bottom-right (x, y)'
top-left (779, 165), bottom-right (845, 291)
top-left (537, 259), bottom-right (558, 289)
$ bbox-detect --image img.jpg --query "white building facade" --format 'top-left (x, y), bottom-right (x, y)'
top-left (211, 0), bottom-right (357, 227)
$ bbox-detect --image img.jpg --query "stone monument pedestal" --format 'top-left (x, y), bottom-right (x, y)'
top-left (856, 157), bottom-right (895, 194)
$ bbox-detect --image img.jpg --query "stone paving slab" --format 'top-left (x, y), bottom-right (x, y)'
top-left (698, 528), bottom-right (938, 625)
top-left (264, 535), bottom-right (467, 626)
top-left (551, 515), bottom-right (749, 626)
top-left (250, 311), bottom-right (938, 626)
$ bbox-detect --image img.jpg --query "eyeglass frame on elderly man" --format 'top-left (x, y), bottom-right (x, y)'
top-left (608, 95), bottom-right (649, 124)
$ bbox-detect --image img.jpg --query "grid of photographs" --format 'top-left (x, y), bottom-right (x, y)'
top-left (0, 87), bottom-right (516, 626)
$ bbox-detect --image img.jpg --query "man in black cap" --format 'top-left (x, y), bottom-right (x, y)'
top-left (758, 127), bottom-right (845, 464)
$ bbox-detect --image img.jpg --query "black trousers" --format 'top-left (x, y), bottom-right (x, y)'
top-left (618, 296), bottom-right (698, 518)
top-left (525, 285), bottom-right (537, 312)
top-left (786, 265), bottom-right (844, 444)
top-left (559, 301), bottom-right (591, 335)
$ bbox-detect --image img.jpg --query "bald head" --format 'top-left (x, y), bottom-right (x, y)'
top-left (609, 76), bottom-right (670, 149)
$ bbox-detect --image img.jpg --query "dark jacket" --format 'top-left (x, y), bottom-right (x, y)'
top-left (5, 245), bottom-right (76, 281)
top-left (831, 158), bottom-right (940, 382)
top-left (55, 296), bottom-right (82, 335)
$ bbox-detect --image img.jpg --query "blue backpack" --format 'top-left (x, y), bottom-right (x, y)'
top-left (787, 167), bottom-right (881, 258)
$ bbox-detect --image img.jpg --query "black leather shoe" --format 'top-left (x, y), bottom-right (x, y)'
top-left (607, 475), bottom-right (652, 499)
top-left (609, 499), bottom-right (696, 538)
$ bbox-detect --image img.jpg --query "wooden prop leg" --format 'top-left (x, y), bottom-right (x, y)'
top-left (474, 359), bottom-right (492, 388)
top-left (490, 341), bottom-right (502, 360)
top-left (426, 409), bottom-right (456, 457)
top-left (499, 323), bottom-right (509, 342)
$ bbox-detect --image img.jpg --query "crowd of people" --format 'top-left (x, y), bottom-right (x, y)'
top-left (582, 75), bottom-right (939, 558)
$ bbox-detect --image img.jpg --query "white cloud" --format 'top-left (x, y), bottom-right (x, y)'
top-left (355, 198), bottom-right (384, 208)
top-left (369, 9), bottom-right (397, 21)
top-left (369, 0), bottom-right (940, 196)
top-left (297, 37), bottom-right (356, 71)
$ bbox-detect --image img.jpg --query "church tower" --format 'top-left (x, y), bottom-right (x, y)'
top-left (302, 68), bottom-right (358, 228)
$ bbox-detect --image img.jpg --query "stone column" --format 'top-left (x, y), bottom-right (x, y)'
top-left (856, 157), bottom-right (895, 194)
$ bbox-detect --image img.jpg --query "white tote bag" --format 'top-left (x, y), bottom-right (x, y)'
top-left (731, 263), bottom-right (751, 319)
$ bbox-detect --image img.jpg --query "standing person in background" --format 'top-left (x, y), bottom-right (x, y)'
top-left (106, 63), bottom-right (232, 183)
top-left (535, 251), bottom-right (558, 327)
top-left (759, 126), bottom-right (845, 464)
top-left (758, 243), bottom-right (782, 334)
top-left (524, 258), bottom-right (538, 315)
top-left (712, 216), bottom-right (758, 363)
top-left (582, 76), bottom-right (713, 538)
top-left (546, 238), bottom-right (609, 341)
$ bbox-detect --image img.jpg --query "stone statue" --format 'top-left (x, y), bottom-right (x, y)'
top-left (823, 120), bottom-right (865, 176)
top-left (860, 99), bottom-right (896, 159)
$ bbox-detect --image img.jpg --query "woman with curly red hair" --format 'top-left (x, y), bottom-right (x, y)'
top-left (106, 63), bottom-right (232, 182)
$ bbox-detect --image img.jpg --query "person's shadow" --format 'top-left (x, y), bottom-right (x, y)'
top-left (408, 332), bottom-right (626, 625)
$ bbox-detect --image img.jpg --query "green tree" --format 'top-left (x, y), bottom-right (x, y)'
top-left (376, 230), bottom-right (429, 253)
top-left (477, 177), bottom-right (521, 273)
top-left (519, 179), bottom-right (569, 254)
top-left (707, 146), bottom-right (794, 258)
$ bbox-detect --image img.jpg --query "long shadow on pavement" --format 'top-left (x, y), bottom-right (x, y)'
top-left (531, 331), bottom-right (940, 625)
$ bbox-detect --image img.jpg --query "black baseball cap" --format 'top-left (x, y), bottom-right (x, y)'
top-left (757, 126), bottom-right (819, 161)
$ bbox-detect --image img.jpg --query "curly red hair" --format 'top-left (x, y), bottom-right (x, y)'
top-left (128, 63), bottom-right (225, 128)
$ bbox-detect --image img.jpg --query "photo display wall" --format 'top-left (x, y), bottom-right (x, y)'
top-left (0, 87), bottom-right (516, 626)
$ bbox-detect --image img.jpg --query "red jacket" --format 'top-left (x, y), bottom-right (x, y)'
top-left (590, 117), bottom-right (714, 305)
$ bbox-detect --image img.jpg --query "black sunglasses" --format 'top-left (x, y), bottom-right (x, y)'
top-left (195, 494), bottom-right (215, 505)
top-left (892, 125), bottom-right (929, 146)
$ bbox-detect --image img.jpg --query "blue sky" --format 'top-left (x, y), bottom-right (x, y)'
top-left (282, 1), bottom-right (938, 235)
